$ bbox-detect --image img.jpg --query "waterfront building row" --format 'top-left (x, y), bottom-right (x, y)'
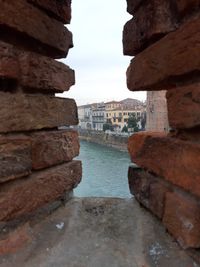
top-left (78, 99), bottom-right (146, 132)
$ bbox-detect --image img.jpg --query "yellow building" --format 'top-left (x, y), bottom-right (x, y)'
top-left (106, 107), bottom-right (145, 130)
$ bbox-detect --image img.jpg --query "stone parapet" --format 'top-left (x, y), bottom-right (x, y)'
top-left (0, 0), bottom-right (82, 227)
top-left (125, 0), bottom-right (200, 253)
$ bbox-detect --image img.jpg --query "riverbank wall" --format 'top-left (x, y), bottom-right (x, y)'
top-left (78, 129), bottom-right (128, 151)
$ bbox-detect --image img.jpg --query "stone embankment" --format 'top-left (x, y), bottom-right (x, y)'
top-left (79, 129), bottom-right (129, 151)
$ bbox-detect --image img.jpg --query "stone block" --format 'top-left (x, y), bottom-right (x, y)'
top-left (0, 41), bottom-right (75, 92)
top-left (128, 166), bottom-right (170, 219)
top-left (28, 0), bottom-right (72, 24)
top-left (0, 0), bottom-right (73, 58)
top-left (0, 92), bottom-right (78, 133)
top-left (123, 1), bottom-right (176, 56)
top-left (127, 16), bottom-right (200, 91)
top-left (128, 132), bottom-right (200, 197)
top-left (167, 83), bottom-right (200, 129)
top-left (31, 130), bottom-right (80, 170)
top-left (163, 191), bottom-right (200, 248)
top-left (0, 161), bottom-right (82, 221)
top-left (0, 136), bottom-right (31, 183)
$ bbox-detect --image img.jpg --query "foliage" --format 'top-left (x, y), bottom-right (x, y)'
top-left (103, 123), bottom-right (114, 132)
top-left (128, 114), bottom-right (139, 132)
top-left (122, 125), bottom-right (128, 133)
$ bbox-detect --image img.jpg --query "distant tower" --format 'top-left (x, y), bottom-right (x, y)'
top-left (146, 91), bottom-right (169, 132)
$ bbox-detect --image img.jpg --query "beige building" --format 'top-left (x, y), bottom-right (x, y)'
top-left (106, 107), bottom-right (145, 131)
top-left (146, 91), bottom-right (169, 132)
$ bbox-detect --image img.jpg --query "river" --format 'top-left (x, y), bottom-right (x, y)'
top-left (74, 140), bottom-right (132, 198)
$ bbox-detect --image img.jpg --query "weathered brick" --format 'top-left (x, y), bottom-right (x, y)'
top-left (128, 166), bottom-right (152, 208)
top-left (0, 0), bottom-right (73, 58)
top-left (128, 132), bottom-right (200, 197)
top-left (167, 83), bottom-right (200, 129)
top-left (127, 16), bottom-right (200, 91)
top-left (0, 161), bottom-right (82, 221)
top-left (128, 166), bottom-right (170, 219)
top-left (0, 92), bottom-right (78, 133)
top-left (163, 192), bottom-right (200, 248)
top-left (0, 135), bottom-right (31, 183)
top-left (123, 1), bottom-right (176, 56)
top-left (126, 0), bottom-right (143, 14)
top-left (0, 41), bottom-right (75, 92)
top-left (31, 130), bottom-right (80, 170)
top-left (28, 0), bottom-right (71, 24)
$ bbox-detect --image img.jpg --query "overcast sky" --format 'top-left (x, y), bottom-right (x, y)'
top-left (59, 0), bottom-right (146, 105)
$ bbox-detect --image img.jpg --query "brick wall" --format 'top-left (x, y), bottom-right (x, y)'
top-left (0, 0), bottom-right (82, 222)
top-left (124, 0), bottom-right (200, 249)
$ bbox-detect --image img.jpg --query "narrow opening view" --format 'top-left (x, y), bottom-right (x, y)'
top-left (0, 0), bottom-right (199, 266)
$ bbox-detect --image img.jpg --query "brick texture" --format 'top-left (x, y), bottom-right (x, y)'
top-left (0, 136), bottom-right (31, 183)
top-left (123, 1), bottom-right (176, 56)
top-left (128, 166), bottom-right (170, 219)
top-left (163, 192), bottom-right (200, 248)
top-left (0, 41), bottom-right (75, 93)
top-left (31, 130), bottom-right (80, 170)
top-left (128, 132), bottom-right (200, 197)
top-left (0, 161), bottom-right (82, 221)
top-left (167, 83), bottom-right (200, 129)
top-left (0, 92), bottom-right (78, 133)
top-left (127, 16), bottom-right (200, 91)
top-left (0, 0), bottom-right (73, 58)
top-left (28, 0), bottom-right (72, 24)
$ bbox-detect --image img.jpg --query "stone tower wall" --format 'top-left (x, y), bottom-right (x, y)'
top-left (0, 0), bottom-right (82, 223)
top-left (146, 91), bottom-right (169, 132)
top-left (124, 0), bottom-right (200, 249)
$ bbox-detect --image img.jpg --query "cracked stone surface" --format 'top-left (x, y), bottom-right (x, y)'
top-left (0, 198), bottom-right (199, 267)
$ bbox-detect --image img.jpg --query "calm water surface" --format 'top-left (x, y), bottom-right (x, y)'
top-left (74, 140), bottom-right (131, 198)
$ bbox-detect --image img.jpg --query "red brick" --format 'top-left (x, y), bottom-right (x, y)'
top-left (0, 0), bottom-right (73, 58)
top-left (28, 0), bottom-right (71, 24)
top-left (123, 1), bottom-right (176, 56)
top-left (0, 41), bottom-right (75, 92)
top-left (0, 92), bottom-right (78, 133)
top-left (167, 83), bottom-right (200, 129)
top-left (0, 161), bottom-right (82, 221)
top-left (127, 16), bottom-right (200, 91)
top-left (128, 132), bottom-right (200, 197)
top-left (163, 192), bottom-right (200, 248)
top-left (31, 130), bottom-right (80, 170)
top-left (0, 135), bottom-right (31, 183)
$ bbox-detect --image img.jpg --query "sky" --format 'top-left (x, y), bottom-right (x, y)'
top-left (58, 0), bottom-right (146, 106)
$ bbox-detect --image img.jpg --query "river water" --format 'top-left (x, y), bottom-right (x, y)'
top-left (74, 140), bottom-right (132, 198)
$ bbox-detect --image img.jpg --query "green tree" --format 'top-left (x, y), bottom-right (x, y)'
top-left (128, 114), bottom-right (139, 132)
top-left (103, 123), bottom-right (113, 132)
top-left (122, 125), bottom-right (128, 133)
